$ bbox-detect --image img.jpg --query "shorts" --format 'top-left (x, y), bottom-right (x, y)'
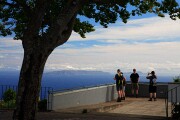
top-left (149, 85), bottom-right (157, 93)
top-left (116, 84), bottom-right (123, 91)
top-left (131, 83), bottom-right (139, 90)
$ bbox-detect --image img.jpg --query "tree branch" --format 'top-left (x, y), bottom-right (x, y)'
top-left (13, 0), bottom-right (32, 16)
top-left (46, 0), bottom-right (83, 47)
top-left (60, 13), bottom-right (77, 46)
top-left (22, 0), bottom-right (50, 47)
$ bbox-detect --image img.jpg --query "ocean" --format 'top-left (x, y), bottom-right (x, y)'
top-left (0, 70), bottom-right (174, 89)
top-left (0, 70), bottom-right (174, 99)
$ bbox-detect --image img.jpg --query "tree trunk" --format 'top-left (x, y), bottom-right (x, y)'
top-left (12, 1), bottom-right (83, 119)
top-left (13, 43), bottom-right (52, 120)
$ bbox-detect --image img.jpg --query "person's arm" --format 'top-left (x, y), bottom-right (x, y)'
top-left (124, 77), bottom-right (126, 85)
top-left (137, 74), bottom-right (140, 82)
top-left (114, 74), bottom-right (117, 80)
top-left (130, 74), bottom-right (132, 83)
top-left (146, 74), bottom-right (151, 79)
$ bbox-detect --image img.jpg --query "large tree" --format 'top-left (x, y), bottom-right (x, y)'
top-left (0, 0), bottom-right (180, 119)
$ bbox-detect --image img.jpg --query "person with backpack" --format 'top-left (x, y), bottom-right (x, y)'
top-left (146, 71), bottom-right (157, 101)
top-left (130, 68), bottom-right (140, 98)
top-left (114, 69), bottom-right (125, 102)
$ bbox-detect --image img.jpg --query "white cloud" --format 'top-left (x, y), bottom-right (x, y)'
top-left (0, 64), bottom-right (4, 69)
top-left (0, 38), bottom-right (23, 54)
top-left (69, 16), bottom-right (180, 43)
top-left (46, 41), bottom-right (180, 76)
top-left (1, 16), bottom-right (180, 76)
top-left (0, 56), bottom-right (4, 58)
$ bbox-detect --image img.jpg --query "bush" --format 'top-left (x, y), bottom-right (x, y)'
top-left (3, 89), bottom-right (16, 102)
top-left (38, 99), bottom-right (47, 111)
top-left (173, 76), bottom-right (180, 83)
top-left (0, 100), bottom-right (16, 108)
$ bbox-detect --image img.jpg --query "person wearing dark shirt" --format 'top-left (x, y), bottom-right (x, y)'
top-left (114, 69), bottom-right (125, 102)
top-left (130, 68), bottom-right (139, 98)
top-left (146, 71), bottom-right (157, 101)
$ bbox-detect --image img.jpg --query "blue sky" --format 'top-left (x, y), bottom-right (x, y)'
top-left (0, 14), bottom-right (180, 76)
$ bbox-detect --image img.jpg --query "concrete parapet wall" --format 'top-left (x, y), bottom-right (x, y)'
top-left (48, 83), bottom-right (168, 110)
top-left (126, 83), bottom-right (168, 98)
top-left (49, 84), bottom-right (117, 110)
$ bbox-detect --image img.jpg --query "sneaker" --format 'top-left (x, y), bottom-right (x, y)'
top-left (148, 98), bottom-right (152, 101)
top-left (154, 98), bottom-right (157, 101)
top-left (136, 94), bottom-right (138, 98)
top-left (121, 97), bottom-right (125, 100)
top-left (117, 97), bottom-right (121, 102)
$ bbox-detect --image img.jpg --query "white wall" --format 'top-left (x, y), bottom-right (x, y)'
top-left (48, 84), bottom-right (117, 110)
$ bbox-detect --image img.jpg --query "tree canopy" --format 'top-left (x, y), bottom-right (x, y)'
top-left (1, 0), bottom-right (180, 39)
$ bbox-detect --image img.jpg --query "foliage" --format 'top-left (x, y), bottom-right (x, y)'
top-left (172, 104), bottom-right (180, 119)
top-left (38, 99), bottom-right (47, 111)
top-left (3, 89), bottom-right (16, 102)
top-left (173, 76), bottom-right (180, 83)
top-left (0, 0), bottom-right (180, 39)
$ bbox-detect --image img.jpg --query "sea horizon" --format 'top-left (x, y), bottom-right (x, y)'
top-left (0, 70), bottom-right (176, 88)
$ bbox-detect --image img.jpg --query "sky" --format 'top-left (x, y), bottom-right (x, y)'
top-left (0, 15), bottom-right (180, 76)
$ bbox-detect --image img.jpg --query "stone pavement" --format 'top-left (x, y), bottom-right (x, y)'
top-left (108, 97), bottom-right (170, 117)
top-left (56, 97), bottom-right (170, 116)
top-left (0, 97), bottom-right (171, 120)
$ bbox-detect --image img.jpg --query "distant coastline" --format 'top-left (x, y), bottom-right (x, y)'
top-left (0, 70), bottom-right (174, 90)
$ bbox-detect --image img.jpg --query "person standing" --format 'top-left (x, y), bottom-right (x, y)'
top-left (146, 71), bottom-right (157, 101)
top-left (114, 69), bottom-right (124, 102)
top-left (130, 68), bottom-right (140, 98)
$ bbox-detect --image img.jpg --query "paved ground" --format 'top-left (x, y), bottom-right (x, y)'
top-left (108, 97), bottom-right (170, 117)
top-left (0, 97), bottom-right (171, 120)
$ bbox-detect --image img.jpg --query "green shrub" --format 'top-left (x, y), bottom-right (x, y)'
top-left (0, 99), bottom-right (16, 109)
top-left (3, 89), bottom-right (16, 102)
top-left (0, 100), bottom-right (16, 108)
top-left (173, 76), bottom-right (180, 83)
top-left (38, 99), bottom-right (47, 111)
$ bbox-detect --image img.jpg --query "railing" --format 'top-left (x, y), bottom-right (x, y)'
top-left (165, 84), bottom-right (180, 119)
top-left (0, 85), bottom-right (53, 110)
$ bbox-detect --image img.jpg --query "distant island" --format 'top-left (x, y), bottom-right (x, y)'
top-left (44, 70), bottom-right (112, 76)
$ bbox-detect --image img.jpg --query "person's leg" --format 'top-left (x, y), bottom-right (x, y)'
top-left (117, 85), bottom-right (122, 102)
top-left (131, 83), bottom-right (134, 96)
top-left (149, 93), bottom-right (152, 101)
top-left (153, 86), bottom-right (157, 101)
top-left (117, 90), bottom-right (122, 102)
top-left (118, 90), bottom-right (121, 97)
top-left (135, 83), bottom-right (139, 98)
top-left (135, 90), bottom-right (138, 98)
top-left (123, 86), bottom-right (126, 100)
top-left (153, 93), bottom-right (157, 101)
top-left (148, 85), bottom-right (153, 101)
top-left (120, 90), bottom-right (123, 100)
top-left (116, 85), bottom-right (121, 102)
